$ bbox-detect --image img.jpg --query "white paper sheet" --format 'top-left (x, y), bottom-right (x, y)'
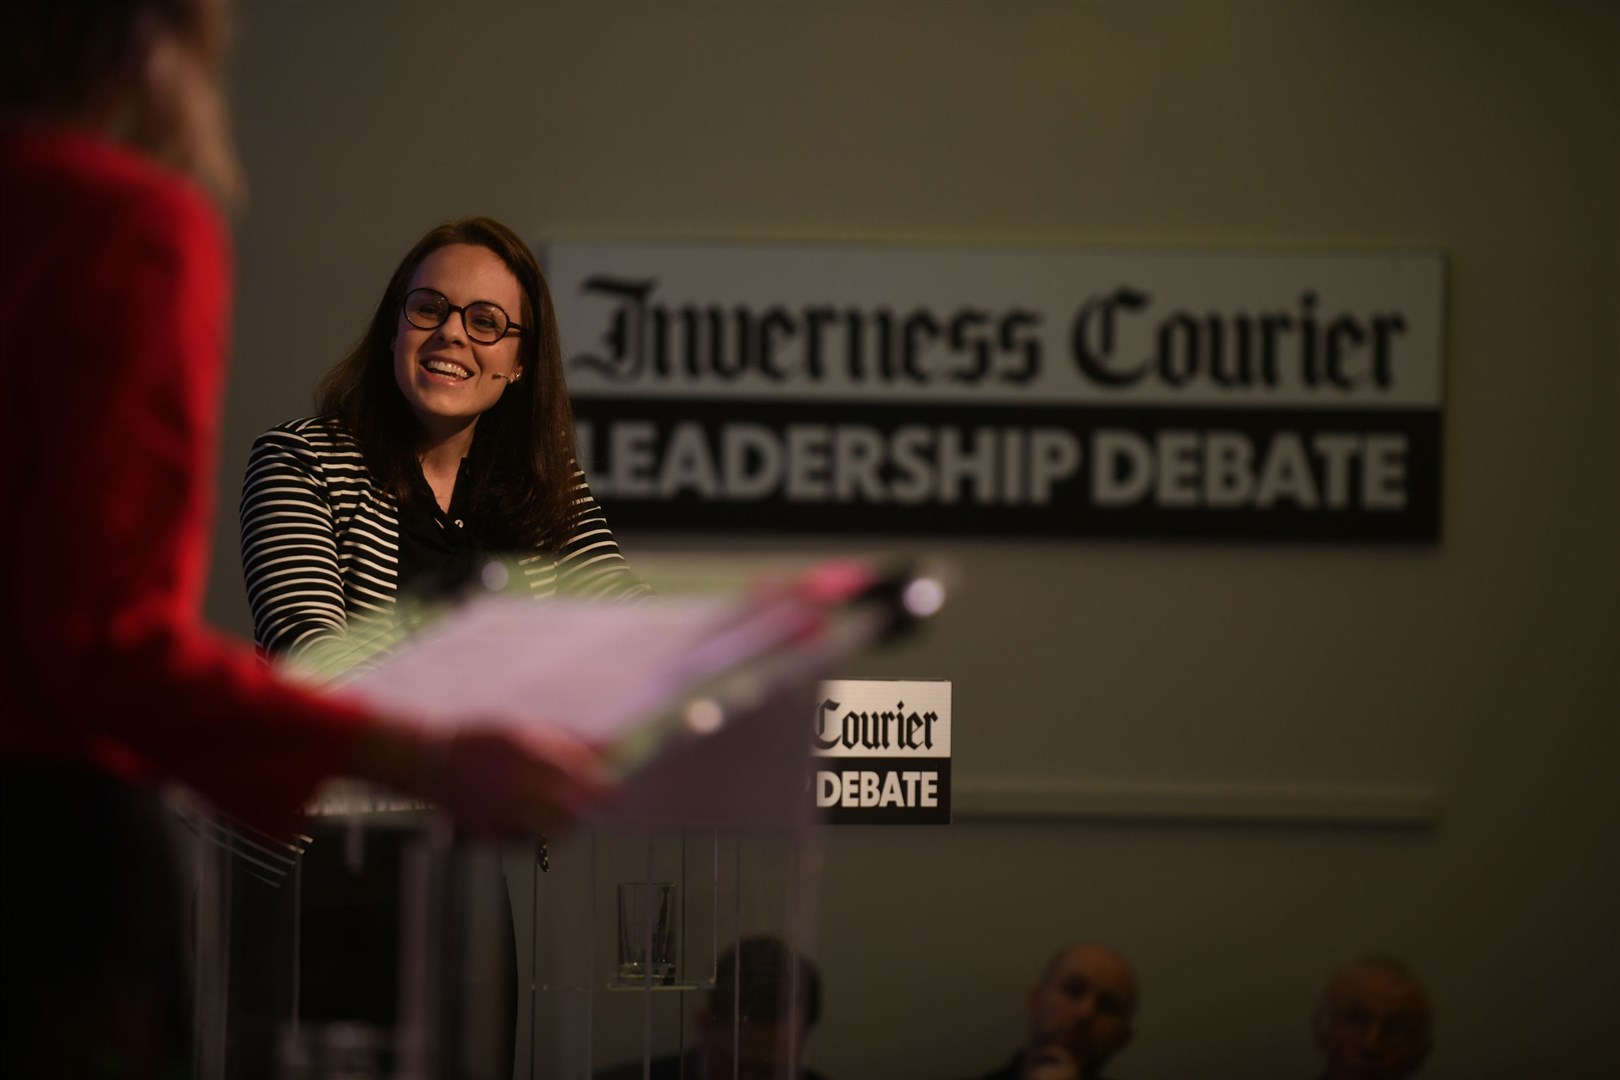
top-left (330, 591), bottom-right (830, 828)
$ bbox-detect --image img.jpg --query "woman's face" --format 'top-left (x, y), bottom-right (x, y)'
top-left (392, 243), bottom-right (525, 442)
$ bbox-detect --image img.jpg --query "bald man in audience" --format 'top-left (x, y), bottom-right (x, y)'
top-left (967, 943), bottom-right (1138, 1080)
top-left (1313, 955), bottom-right (1433, 1080)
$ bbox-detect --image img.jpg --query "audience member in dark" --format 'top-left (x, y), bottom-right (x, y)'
top-left (967, 942), bottom-right (1138, 1080)
top-left (1313, 954), bottom-right (1432, 1080)
top-left (597, 934), bottom-right (828, 1080)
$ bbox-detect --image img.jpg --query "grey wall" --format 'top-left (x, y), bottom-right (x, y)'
top-left (208, 2), bottom-right (1619, 1076)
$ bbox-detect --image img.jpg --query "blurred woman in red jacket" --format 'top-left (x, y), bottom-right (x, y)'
top-left (0, 3), bottom-right (604, 1076)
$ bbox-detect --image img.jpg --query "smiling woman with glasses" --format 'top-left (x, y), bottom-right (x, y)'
top-left (238, 216), bottom-right (648, 1072)
top-left (243, 215), bottom-right (646, 624)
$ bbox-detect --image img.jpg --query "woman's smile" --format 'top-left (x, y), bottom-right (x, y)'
top-left (419, 354), bottom-right (475, 382)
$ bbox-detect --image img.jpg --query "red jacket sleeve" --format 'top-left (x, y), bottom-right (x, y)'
top-left (10, 168), bottom-right (370, 836)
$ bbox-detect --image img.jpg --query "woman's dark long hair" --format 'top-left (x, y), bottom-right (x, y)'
top-left (316, 217), bottom-right (579, 550)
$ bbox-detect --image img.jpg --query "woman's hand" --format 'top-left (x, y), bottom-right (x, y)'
top-left (352, 719), bottom-right (609, 836)
top-left (437, 725), bottom-right (609, 835)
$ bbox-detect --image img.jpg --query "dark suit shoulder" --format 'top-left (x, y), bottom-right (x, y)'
top-left (961, 1051), bottom-right (1022, 1080)
top-left (593, 1052), bottom-right (687, 1080)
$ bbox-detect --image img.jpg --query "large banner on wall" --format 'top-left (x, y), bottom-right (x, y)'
top-left (546, 244), bottom-right (1445, 541)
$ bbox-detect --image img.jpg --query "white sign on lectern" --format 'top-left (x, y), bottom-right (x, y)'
top-left (812, 679), bottom-right (952, 824)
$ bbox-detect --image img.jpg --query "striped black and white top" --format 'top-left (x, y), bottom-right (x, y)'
top-left (240, 415), bottom-right (647, 662)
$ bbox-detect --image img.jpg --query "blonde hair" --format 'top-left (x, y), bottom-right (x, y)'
top-left (0, 0), bottom-right (244, 205)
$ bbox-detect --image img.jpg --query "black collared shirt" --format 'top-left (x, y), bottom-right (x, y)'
top-left (396, 458), bottom-right (488, 599)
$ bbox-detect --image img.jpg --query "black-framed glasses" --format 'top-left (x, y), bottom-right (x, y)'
top-left (402, 287), bottom-right (524, 345)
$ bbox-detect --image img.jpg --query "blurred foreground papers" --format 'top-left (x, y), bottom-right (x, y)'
top-left (326, 563), bottom-right (936, 830)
